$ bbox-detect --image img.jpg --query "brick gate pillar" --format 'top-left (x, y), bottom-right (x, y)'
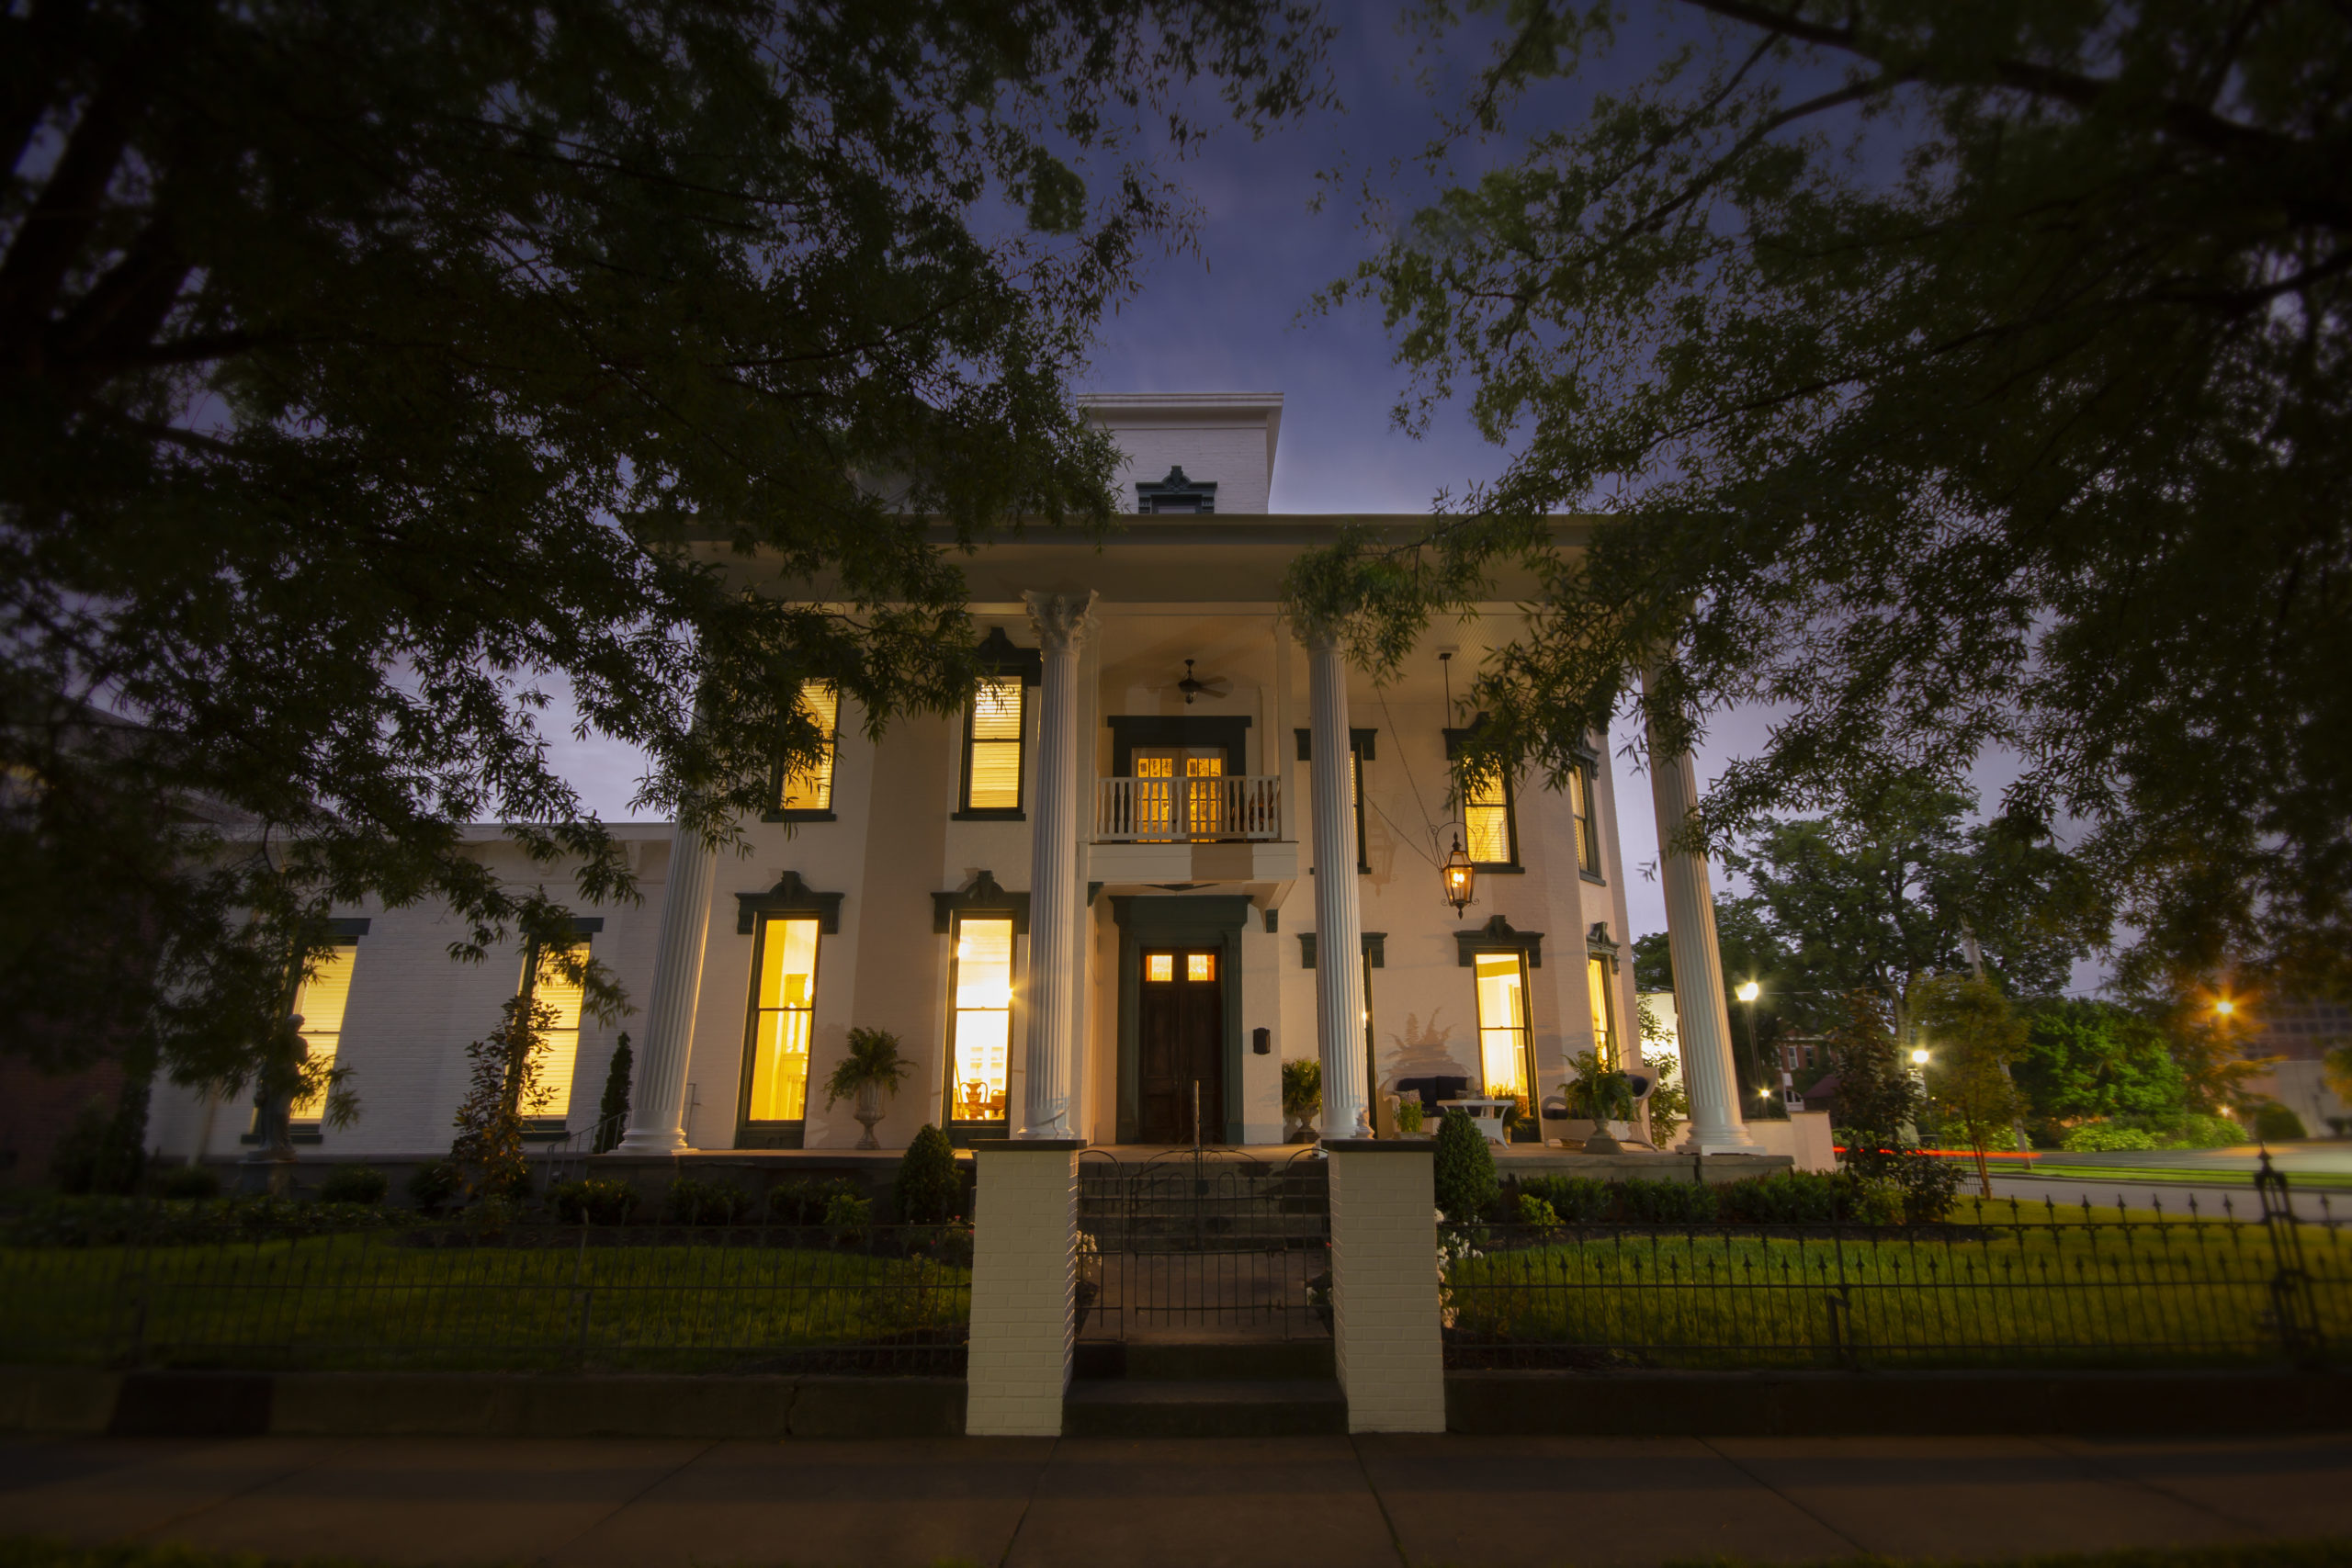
top-left (965, 1139), bottom-right (1080, 1436)
top-left (1324, 1140), bottom-right (1446, 1433)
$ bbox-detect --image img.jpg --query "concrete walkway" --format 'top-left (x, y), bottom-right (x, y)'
top-left (3, 1432), bottom-right (2348, 1567)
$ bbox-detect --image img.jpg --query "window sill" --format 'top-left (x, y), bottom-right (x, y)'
top-left (952, 808), bottom-right (1026, 822)
top-left (736, 1122), bottom-right (807, 1150)
top-left (763, 809), bottom-right (838, 824)
top-left (1580, 870), bottom-right (1607, 886)
top-left (1472, 863), bottom-right (1525, 874)
top-left (239, 1130), bottom-right (323, 1145)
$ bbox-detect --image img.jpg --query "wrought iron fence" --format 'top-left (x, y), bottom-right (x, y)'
top-left (1442, 1187), bottom-right (2346, 1371)
top-left (0, 1220), bottom-right (971, 1375)
top-left (1077, 1148), bottom-right (1330, 1341)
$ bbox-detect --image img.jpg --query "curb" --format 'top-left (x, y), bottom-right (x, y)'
top-left (1444, 1368), bottom-right (2351, 1436)
top-left (0, 1369), bottom-right (966, 1439)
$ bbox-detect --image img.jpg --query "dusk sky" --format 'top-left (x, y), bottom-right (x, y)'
top-left (549, 8), bottom-right (2088, 982)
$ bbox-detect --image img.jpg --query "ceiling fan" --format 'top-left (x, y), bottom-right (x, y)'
top-left (1174, 659), bottom-right (1230, 705)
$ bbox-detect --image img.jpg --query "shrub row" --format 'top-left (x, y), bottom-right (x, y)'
top-left (1505, 1168), bottom-right (1927, 1228)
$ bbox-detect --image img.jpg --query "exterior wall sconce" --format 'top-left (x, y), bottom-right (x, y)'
top-left (1442, 834), bottom-right (1476, 915)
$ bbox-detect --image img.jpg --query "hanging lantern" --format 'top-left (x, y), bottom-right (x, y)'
top-left (1442, 833), bottom-right (1476, 915)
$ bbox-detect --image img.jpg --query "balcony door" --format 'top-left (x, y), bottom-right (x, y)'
top-left (1131, 746), bottom-right (1227, 840)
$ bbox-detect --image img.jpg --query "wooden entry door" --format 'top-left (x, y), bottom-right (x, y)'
top-left (1137, 948), bottom-right (1224, 1143)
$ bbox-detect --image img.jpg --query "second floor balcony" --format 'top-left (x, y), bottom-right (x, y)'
top-left (1094, 774), bottom-right (1282, 843)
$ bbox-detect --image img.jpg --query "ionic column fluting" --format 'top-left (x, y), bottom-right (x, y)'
top-left (1018, 590), bottom-right (1096, 1138)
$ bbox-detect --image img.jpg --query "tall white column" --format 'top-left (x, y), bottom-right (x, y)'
top-left (1019, 590), bottom-right (1095, 1139)
top-left (1306, 625), bottom-right (1370, 1141)
top-left (1641, 682), bottom-right (1754, 1152)
top-left (615, 820), bottom-right (717, 1154)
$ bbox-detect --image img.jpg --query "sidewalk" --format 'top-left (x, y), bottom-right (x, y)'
top-left (3, 1432), bottom-right (2348, 1568)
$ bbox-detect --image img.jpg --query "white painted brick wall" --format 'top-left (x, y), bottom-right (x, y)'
top-left (1327, 1146), bottom-right (1447, 1433)
top-left (965, 1144), bottom-right (1077, 1437)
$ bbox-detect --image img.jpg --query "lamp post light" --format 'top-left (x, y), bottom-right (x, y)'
top-left (1734, 979), bottom-right (1767, 1118)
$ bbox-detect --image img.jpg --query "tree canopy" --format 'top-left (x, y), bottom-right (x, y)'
top-left (1, 0), bottom-right (1327, 1085)
top-left (2015, 998), bottom-right (2188, 1132)
top-left (1301, 0), bottom-right (2350, 997)
top-left (1724, 775), bottom-right (2106, 1036)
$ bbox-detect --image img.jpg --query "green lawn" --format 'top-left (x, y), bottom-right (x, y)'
top-left (0, 1233), bottom-right (970, 1372)
top-left (1444, 1218), bottom-right (2350, 1370)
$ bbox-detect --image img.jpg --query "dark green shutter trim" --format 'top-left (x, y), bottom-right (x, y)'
top-left (932, 869), bottom-right (1031, 934)
top-left (735, 870), bottom-right (845, 935)
top-left (1299, 931), bottom-right (1384, 969)
top-left (1455, 914), bottom-right (1543, 968)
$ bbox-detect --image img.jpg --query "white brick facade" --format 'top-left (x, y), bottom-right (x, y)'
top-left (963, 1143), bottom-right (1078, 1436)
top-left (1326, 1144), bottom-right (1447, 1433)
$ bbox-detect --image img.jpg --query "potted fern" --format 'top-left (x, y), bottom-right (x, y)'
top-left (825, 1027), bottom-right (914, 1148)
top-left (1564, 1048), bottom-right (1640, 1155)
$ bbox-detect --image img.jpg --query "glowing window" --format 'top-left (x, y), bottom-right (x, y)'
top-left (1463, 763), bottom-right (1513, 864)
top-left (779, 681), bottom-right (838, 813)
top-left (288, 943), bottom-right (357, 1122)
top-left (1589, 954), bottom-right (1618, 1067)
top-left (1474, 952), bottom-right (1532, 1100)
top-left (524, 941), bottom-right (589, 1121)
top-left (746, 918), bottom-right (820, 1121)
top-left (964, 677), bottom-right (1024, 811)
top-left (949, 918), bottom-right (1013, 1122)
top-left (1187, 952), bottom-right (1216, 983)
top-left (1145, 953), bottom-right (1174, 983)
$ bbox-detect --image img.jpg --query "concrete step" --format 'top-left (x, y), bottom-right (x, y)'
top-left (1074, 1337), bottom-right (1335, 1382)
top-left (1062, 1379), bottom-right (1347, 1438)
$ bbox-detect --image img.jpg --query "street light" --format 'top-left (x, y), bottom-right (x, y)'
top-left (2213, 998), bottom-right (2236, 1018)
top-left (1733, 980), bottom-right (1767, 1117)
top-left (1910, 1047), bottom-right (1930, 1066)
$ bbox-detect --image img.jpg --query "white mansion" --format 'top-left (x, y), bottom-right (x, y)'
top-left (149, 394), bottom-right (1767, 1163)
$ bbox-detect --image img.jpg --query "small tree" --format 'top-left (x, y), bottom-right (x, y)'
top-left (1828, 991), bottom-right (1962, 1222)
top-left (594, 1032), bottom-right (633, 1154)
top-left (895, 1124), bottom-right (963, 1225)
top-left (1433, 1109), bottom-right (1498, 1224)
top-left (449, 996), bottom-right (555, 1203)
top-left (1917, 975), bottom-right (2029, 1197)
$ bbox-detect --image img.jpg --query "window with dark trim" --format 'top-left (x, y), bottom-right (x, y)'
top-left (742, 915), bottom-right (821, 1124)
top-left (774, 680), bottom-right (838, 818)
top-left (1570, 755), bottom-right (1602, 879)
top-left (945, 914), bottom-right (1015, 1125)
top-left (288, 937), bottom-right (360, 1124)
top-left (957, 675), bottom-right (1026, 818)
top-left (1472, 949), bottom-right (1535, 1102)
top-left (520, 937), bottom-right (589, 1127)
top-left (1443, 718), bottom-right (1520, 870)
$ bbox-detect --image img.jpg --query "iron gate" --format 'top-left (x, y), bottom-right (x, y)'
top-left (1077, 1148), bottom-right (1331, 1341)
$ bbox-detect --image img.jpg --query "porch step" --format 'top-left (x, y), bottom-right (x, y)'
top-left (1074, 1337), bottom-right (1335, 1382)
top-left (1062, 1379), bottom-right (1348, 1438)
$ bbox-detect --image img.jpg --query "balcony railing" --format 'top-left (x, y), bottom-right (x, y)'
top-left (1095, 775), bottom-right (1281, 842)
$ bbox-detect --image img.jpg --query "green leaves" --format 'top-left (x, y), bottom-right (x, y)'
top-left (1317, 0), bottom-right (2352, 995)
top-left (0, 0), bottom-right (1328, 1084)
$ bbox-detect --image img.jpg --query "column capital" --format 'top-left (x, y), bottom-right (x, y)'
top-left (1023, 589), bottom-right (1099, 652)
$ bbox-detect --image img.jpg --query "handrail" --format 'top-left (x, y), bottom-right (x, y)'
top-left (1093, 774), bottom-right (1282, 842)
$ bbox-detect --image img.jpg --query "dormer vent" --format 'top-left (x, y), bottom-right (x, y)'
top-left (1136, 465), bottom-right (1216, 514)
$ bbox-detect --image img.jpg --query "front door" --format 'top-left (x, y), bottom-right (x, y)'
top-left (1137, 948), bottom-right (1224, 1143)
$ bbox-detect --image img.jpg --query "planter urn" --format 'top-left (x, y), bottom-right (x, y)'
top-left (854, 1081), bottom-right (885, 1149)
